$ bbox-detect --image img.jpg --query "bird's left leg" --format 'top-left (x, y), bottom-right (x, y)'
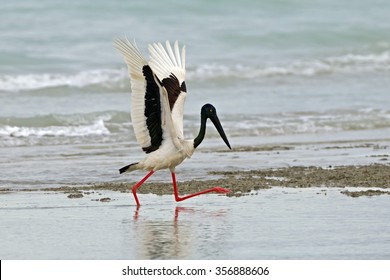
top-left (132, 170), bottom-right (154, 206)
top-left (171, 172), bottom-right (230, 202)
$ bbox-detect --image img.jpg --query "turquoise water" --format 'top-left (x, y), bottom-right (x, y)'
top-left (1, 0), bottom-right (390, 188)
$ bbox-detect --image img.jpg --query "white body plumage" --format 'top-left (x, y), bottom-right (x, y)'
top-left (137, 138), bottom-right (195, 172)
top-left (114, 39), bottom-right (231, 206)
top-left (115, 39), bottom-right (195, 173)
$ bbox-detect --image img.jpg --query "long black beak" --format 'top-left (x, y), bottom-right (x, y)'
top-left (209, 114), bottom-right (232, 149)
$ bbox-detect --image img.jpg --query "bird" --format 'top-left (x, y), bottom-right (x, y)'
top-left (114, 39), bottom-right (231, 206)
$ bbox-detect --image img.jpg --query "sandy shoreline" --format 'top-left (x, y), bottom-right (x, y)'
top-left (1, 164), bottom-right (390, 260)
top-left (2, 164), bottom-right (389, 198)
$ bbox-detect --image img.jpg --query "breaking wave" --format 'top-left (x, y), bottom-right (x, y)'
top-left (1, 108), bottom-right (390, 147)
top-left (0, 51), bottom-right (390, 92)
top-left (0, 111), bottom-right (132, 147)
top-left (188, 51), bottom-right (390, 80)
top-left (0, 119), bottom-right (109, 138)
top-left (1, 51), bottom-right (389, 92)
top-left (184, 108), bottom-right (390, 138)
top-left (0, 69), bottom-right (127, 92)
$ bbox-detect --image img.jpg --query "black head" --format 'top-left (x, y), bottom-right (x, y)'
top-left (201, 103), bottom-right (231, 149)
top-left (201, 103), bottom-right (218, 118)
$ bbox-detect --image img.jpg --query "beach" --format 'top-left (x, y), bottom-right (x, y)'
top-left (2, 134), bottom-right (390, 197)
top-left (5, 144), bottom-right (389, 198)
top-left (1, 0), bottom-right (390, 260)
top-left (1, 140), bottom-right (390, 259)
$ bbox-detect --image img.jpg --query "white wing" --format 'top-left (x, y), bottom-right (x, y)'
top-left (114, 38), bottom-right (167, 153)
top-left (148, 41), bottom-right (186, 84)
top-left (148, 41), bottom-right (187, 140)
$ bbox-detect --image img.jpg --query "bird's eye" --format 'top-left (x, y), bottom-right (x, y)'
top-left (209, 109), bottom-right (213, 113)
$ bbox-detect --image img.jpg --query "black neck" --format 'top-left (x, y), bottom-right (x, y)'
top-left (193, 113), bottom-right (207, 149)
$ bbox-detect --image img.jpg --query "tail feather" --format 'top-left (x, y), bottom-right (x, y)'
top-left (119, 162), bottom-right (139, 174)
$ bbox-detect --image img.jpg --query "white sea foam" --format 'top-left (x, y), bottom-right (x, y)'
top-left (187, 51), bottom-right (390, 80)
top-left (0, 51), bottom-right (388, 93)
top-left (1, 52), bottom-right (388, 92)
top-left (0, 119), bottom-right (109, 138)
top-left (184, 108), bottom-right (390, 138)
top-left (0, 69), bottom-right (125, 92)
top-left (1, 108), bottom-right (389, 147)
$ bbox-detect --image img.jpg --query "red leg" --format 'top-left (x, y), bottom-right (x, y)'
top-left (134, 205), bottom-right (140, 221)
top-left (171, 172), bottom-right (230, 202)
top-left (132, 170), bottom-right (154, 206)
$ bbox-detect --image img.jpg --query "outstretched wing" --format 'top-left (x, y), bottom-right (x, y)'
top-left (148, 41), bottom-right (187, 140)
top-left (114, 38), bottom-right (166, 153)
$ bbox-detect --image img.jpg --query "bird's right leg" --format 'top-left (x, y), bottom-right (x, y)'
top-left (171, 172), bottom-right (230, 202)
top-left (132, 170), bottom-right (154, 206)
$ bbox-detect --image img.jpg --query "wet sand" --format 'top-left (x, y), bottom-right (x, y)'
top-left (3, 164), bottom-right (388, 198)
top-left (1, 144), bottom-right (390, 259)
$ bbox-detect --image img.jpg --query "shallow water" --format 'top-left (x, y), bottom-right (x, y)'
top-left (1, 187), bottom-right (389, 259)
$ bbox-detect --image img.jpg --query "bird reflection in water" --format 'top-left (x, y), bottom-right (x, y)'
top-left (132, 206), bottom-right (228, 259)
top-left (134, 206), bottom-right (194, 222)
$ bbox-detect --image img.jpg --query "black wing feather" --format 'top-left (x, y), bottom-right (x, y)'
top-left (142, 65), bottom-right (163, 153)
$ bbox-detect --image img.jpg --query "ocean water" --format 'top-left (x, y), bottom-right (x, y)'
top-left (1, 0), bottom-right (390, 189)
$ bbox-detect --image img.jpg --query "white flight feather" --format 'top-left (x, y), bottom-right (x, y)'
top-left (174, 41), bottom-right (182, 68)
top-left (113, 38), bottom-right (152, 149)
top-left (115, 38), bottom-right (190, 156)
top-left (148, 40), bottom-right (186, 84)
top-left (148, 40), bottom-right (187, 141)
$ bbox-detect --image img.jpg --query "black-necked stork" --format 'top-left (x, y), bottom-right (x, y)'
top-left (114, 39), bottom-right (231, 206)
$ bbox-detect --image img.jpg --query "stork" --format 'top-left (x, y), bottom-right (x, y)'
top-left (114, 39), bottom-right (231, 206)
